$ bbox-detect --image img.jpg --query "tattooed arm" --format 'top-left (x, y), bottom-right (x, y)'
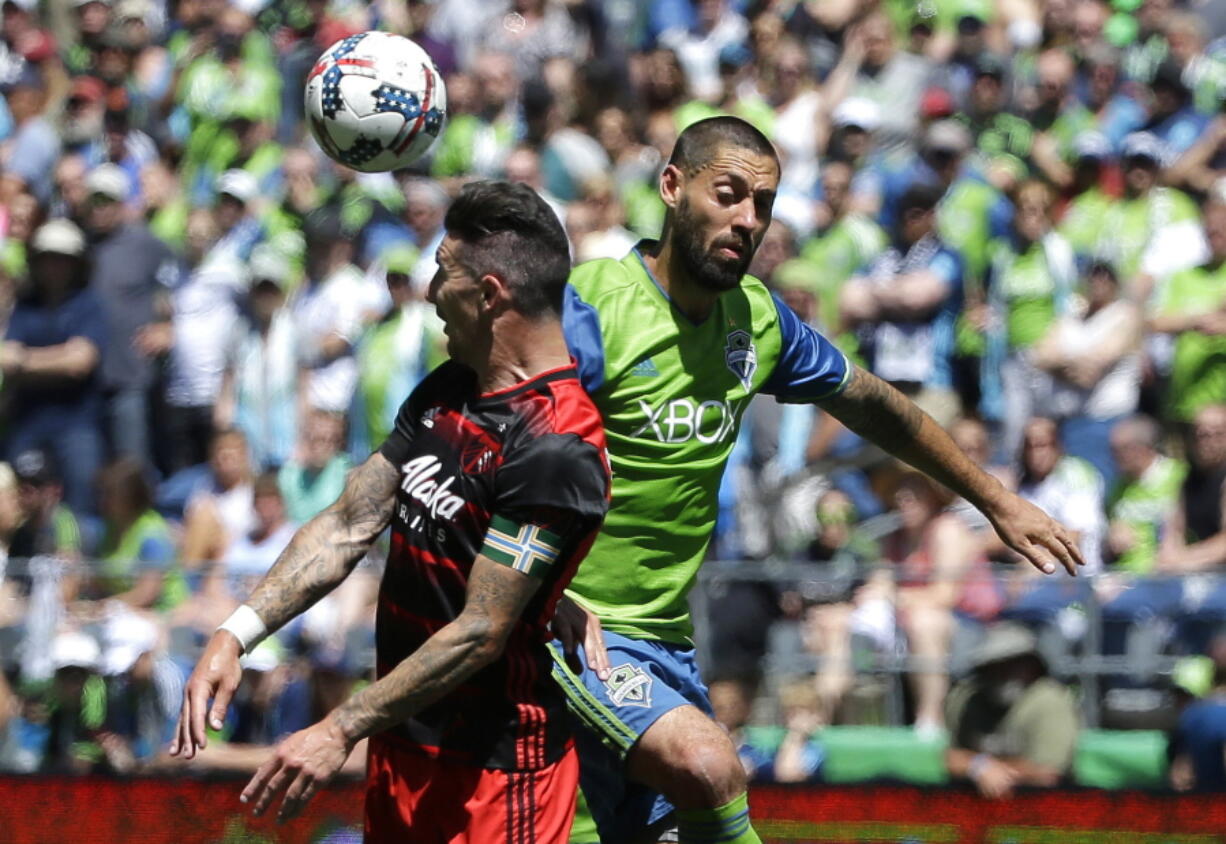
top-left (170, 452), bottom-right (399, 759)
top-left (238, 556), bottom-right (541, 821)
top-left (245, 452), bottom-right (399, 631)
top-left (818, 365), bottom-right (1083, 575)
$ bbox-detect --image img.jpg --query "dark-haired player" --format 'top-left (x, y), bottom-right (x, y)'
top-left (171, 181), bottom-right (611, 842)
top-left (554, 116), bottom-right (1083, 843)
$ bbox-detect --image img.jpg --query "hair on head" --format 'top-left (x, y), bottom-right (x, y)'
top-left (667, 116), bottom-right (779, 175)
top-left (443, 180), bottom-right (571, 318)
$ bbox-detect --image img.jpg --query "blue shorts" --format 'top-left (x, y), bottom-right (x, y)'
top-left (548, 630), bottom-right (712, 844)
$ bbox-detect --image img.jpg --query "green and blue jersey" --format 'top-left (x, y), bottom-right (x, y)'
top-left (561, 244), bottom-right (850, 643)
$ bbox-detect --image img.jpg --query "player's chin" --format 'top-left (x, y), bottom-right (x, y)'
top-left (698, 253), bottom-right (748, 291)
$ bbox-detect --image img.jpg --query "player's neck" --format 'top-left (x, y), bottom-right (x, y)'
top-left (477, 322), bottom-right (573, 394)
top-left (644, 240), bottom-right (718, 324)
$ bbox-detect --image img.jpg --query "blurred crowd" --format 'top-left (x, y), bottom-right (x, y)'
top-left (0, 0), bottom-right (1223, 793)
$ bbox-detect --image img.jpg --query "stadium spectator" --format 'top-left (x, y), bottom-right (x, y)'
top-left (1032, 260), bottom-right (1143, 485)
top-left (215, 246), bottom-right (299, 470)
top-left (277, 409), bottom-right (351, 525)
top-left (1169, 640), bottom-right (1226, 791)
top-left (847, 12), bottom-right (932, 155)
top-left (157, 208), bottom-right (244, 473)
top-left (9, 449), bottom-right (81, 565)
top-left (985, 179), bottom-right (1078, 462)
top-left (1005, 418), bottom-right (1104, 626)
top-left (1104, 415), bottom-right (1187, 575)
top-left (224, 471), bottom-right (296, 589)
top-left (37, 630), bottom-right (108, 774)
top-left (99, 608), bottom-right (179, 768)
top-left (1, 67), bottom-right (60, 205)
top-left (945, 623), bottom-right (1079, 800)
top-left (83, 162), bottom-right (176, 472)
top-left (3, 219), bottom-right (106, 516)
top-left (1152, 196), bottom-right (1226, 426)
top-left (180, 428), bottom-right (256, 569)
top-left (92, 457), bottom-right (182, 611)
top-left (883, 472), bottom-right (1002, 734)
top-left (842, 182), bottom-right (964, 427)
top-left (292, 207), bottom-right (369, 417)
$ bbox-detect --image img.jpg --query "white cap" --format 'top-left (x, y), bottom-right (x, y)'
top-left (102, 611), bottom-right (159, 676)
top-left (1074, 131), bottom-right (1112, 161)
top-left (1121, 131), bottom-right (1167, 164)
top-left (86, 163), bottom-right (130, 202)
top-left (248, 244), bottom-right (290, 286)
top-left (31, 219), bottom-right (87, 257)
top-left (216, 169), bottom-right (258, 204)
top-left (831, 97), bottom-right (881, 132)
top-left (51, 631), bottom-right (101, 672)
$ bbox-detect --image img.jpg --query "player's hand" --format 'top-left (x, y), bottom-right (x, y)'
top-left (971, 756), bottom-right (1017, 800)
top-left (170, 630), bottom-right (243, 759)
top-left (241, 715), bottom-right (354, 822)
top-left (985, 492), bottom-right (1083, 576)
top-left (552, 595), bottom-right (610, 681)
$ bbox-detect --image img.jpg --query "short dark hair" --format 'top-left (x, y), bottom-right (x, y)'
top-left (667, 116), bottom-right (779, 175)
top-left (897, 183), bottom-right (945, 218)
top-left (443, 180), bottom-right (570, 318)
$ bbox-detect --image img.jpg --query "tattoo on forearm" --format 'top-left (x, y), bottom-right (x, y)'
top-left (331, 558), bottom-right (540, 743)
top-left (246, 453), bottom-right (399, 632)
top-left (820, 366), bottom-right (1001, 507)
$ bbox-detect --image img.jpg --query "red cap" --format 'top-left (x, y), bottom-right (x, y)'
top-left (68, 75), bottom-right (107, 104)
top-left (919, 87), bottom-right (955, 119)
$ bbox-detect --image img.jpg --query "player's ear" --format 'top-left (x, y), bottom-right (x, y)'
top-left (478, 272), bottom-right (511, 313)
top-left (659, 164), bottom-right (684, 210)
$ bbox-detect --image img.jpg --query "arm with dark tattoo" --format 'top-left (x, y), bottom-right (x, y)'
top-left (819, 365), bottom-right (1007, 511)
top-left (819, 365), bottom-right (1083, 575)
top-left (245, 452), bottom-right (400, 633)
top-left (329, 556), bottom-right (540, 744)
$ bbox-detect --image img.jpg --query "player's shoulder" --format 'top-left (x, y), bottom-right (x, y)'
top-left (568, 253), bottom-right (641, 303)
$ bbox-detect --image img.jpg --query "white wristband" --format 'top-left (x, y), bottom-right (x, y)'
top-left (217, 605), bottom-right (268, 654)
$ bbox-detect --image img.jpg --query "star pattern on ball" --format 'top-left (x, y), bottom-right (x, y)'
top-left (423, 107), bottom-right (445, 137)
top-left (329, 33), bottom-right (366, 60)
top-left (339, 134), bottom-right (383, 168)
top-left (320, 65), bottom-right (345, 119)
top-left (372, 83), bottom-right (424, 121)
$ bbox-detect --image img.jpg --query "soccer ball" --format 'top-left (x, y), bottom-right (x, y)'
top-left (305, 31), bottom-right (447, 173)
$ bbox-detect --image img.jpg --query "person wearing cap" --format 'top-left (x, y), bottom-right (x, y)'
top-left (954, 53), bottom-right (1035, 166)
top-left (841, 182), bottom-right (965, 427)
top-left (210, 169), bottom-right (263, 263)
top-left (9, 448), bottom-right (82, 565)
top-left (1056, 131), bottom-right (1121, 258)
top-left (945, 623), bottom-right (1078, 799)
top-left (876, 119), bottom-right (973, 234)
top-left (354, 245), bottom-right (445, 452)
top-left (83, 161), bottom-right (178, 473)
top-left (1081, 43), bottom-right (1146, 151)
top-left (1096, 131), bottom-right (1206, 299)
top-left (39, 629), bottom-right (109, 774)
top-left (64, 0), bottom-right (115, 77)
top-left (215, 245), bottom-right (300, 469)
top-left (1, 219), bottom-right (107, 516)
top-left (0, 64), bottom-right (59, 206)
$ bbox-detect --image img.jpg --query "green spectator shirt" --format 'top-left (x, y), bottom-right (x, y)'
top-left (100, 509), bottom-right (185, 610)
top-left (561, 245), bottom-right (851, 642)
top-left (1058, 186), bottom-right (1114, 259)
top-left (1107, 455), bottom-right (1187, 574)
top-left (1095, 188), bottom-right (1202, 283)
top-left (985, 234), bottom-right (1075, 350)
top-left (1157, 260), bottom-right (1226, 422)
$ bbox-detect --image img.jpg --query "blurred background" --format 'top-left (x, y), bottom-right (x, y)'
top-left (2, 0), bottom-right (1226, 839)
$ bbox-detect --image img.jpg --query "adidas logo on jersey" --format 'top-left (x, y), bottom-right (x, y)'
top-left (630, 358), bottom-right (660, 377)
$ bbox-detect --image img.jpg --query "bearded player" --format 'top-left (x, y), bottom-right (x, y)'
top-left (171, 182), bottom-right (611, 842)
top-left (553, 116), bottom-right (1083, 843)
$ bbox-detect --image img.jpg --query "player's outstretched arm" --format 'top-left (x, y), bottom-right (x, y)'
top-left (240, 555), bottom-right (540, 822)
top-left (170, 452), bottom-right (400, 760)
top-left (818, 365), bottom-right (1083, 576)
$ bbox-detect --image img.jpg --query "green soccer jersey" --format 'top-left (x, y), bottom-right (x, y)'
top-left (1107, 455), bottom-right (1187, 574)
top-left (1157, 261), bottom-right (1226, 422)
top-left (562, 245), bottom-right (851, 642)
top-left (1058, 186), bottom-right (1113, 259)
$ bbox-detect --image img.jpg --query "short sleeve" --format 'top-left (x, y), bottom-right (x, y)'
top-left (377, 361), bottom-right (471, 464)
top-left (761, 295), bottom-right (851, 402)
top-left (562, 284), bottom-right (605, 393)
top-left (481, 434), bottom-right (609, 579)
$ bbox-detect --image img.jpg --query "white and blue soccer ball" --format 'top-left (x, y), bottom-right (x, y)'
top-left (305, 31), bottom-right (447, 173)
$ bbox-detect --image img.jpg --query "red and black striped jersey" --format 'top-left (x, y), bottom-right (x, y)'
top-left (376, 360), bottom-right (609, 771)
